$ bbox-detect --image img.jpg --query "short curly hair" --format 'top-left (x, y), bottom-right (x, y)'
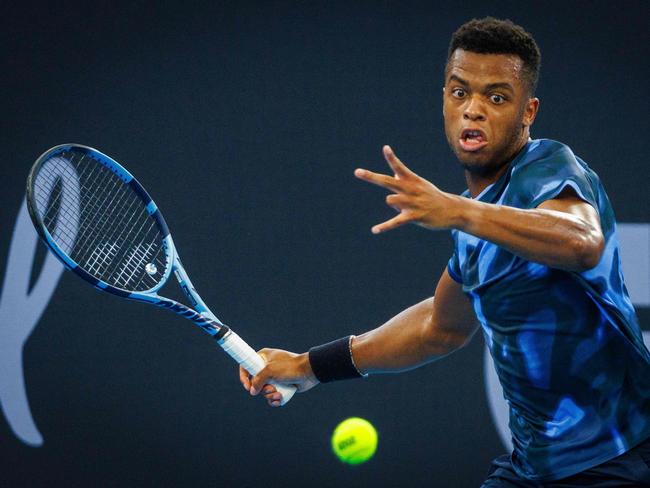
top-left (447, 17), bottom-right (541, 95)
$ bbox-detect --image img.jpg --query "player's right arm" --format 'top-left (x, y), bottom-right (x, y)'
top-left (352, 269), bottom-right (477, 374)
top-left (241, 269), bottom-right (478, 406)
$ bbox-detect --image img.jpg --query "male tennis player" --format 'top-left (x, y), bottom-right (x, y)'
top-left (240, 18), bottom-right (650, 485)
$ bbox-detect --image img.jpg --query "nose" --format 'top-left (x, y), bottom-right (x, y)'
top-left (463, 95), bottom-right (486, 121)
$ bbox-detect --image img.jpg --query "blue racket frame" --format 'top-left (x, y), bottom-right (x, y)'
top-left (26, 144), bottom-right (230, 341)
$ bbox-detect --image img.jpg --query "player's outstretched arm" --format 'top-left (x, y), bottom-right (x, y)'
top-left (241, 269), bottom-right (478, 407)
top-left (357, 145), bottom-right (605, 272)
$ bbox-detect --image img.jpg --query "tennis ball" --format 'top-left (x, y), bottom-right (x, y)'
top-left (331, 417), bottom-right (378, 465)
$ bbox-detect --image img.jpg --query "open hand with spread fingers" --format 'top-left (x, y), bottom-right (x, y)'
top-left (354, 145), bottom-right (462, 233)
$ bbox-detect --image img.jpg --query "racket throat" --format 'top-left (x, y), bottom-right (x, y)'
top-left (213, 324), bottom-right (230, 341)
top-left (152, 298), bottom-right (229, 338)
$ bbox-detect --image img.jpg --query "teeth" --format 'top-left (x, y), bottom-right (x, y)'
top-left (463, 130), bottom-right (484, 141)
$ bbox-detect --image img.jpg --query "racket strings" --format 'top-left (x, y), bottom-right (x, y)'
top-left (38, 155), bottom-right (116, 251)
top-left (33, 149), bottom-right (169, 291)
top-left (75, 179), bottom-right (139, 265)
top-left (38, 160), bottom-right (127, 264)
top-left (49, 165), bottom-right (109, 255)
top-left (38, 158), bottom-right (89, 244)
top-left (44, 153), bottom-right (167, 290)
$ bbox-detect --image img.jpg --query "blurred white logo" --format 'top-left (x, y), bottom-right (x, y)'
top-left (0, 158), bottom-right (79, 447)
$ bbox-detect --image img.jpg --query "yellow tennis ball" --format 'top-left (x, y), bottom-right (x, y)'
top-left (331, 417), bottom-right (378, 465)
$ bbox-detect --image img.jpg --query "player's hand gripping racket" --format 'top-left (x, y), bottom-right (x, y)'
top-left (26, 144), bottom-right (296, 405)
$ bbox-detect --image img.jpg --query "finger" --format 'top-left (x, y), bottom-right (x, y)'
top-left (354, 168), bottom-right (400, 191)
top-left (371, 213), bottom-right (410, 234)
top-left (268, 398), bottom-right (282, 407)
top-left (262, 385), bottom-right (277, 395)
top-left (264, 390), bottom-right (282, 401)
top-left (386, 193), bottom-right (403, 209)
top-left (383, 145), bottom-right (413, 177)
top-left (250, 368), bottom-right (272, 395)
top-left (239, 366), bottom-right (251, 391)
top-left (249, 349), bottom-right (270, 394)
top-left (257, 349), bottom-right (269, 362)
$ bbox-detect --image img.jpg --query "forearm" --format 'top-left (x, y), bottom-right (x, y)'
top-left (350, 297), bottom-right (467, 374)
top-left (449, 195), bottom-right (603, 272)
top-left (245, 272), bottom-right (476, 405)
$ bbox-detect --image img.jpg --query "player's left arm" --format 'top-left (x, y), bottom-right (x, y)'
top-left (457, 187), bottom-right (604, 272)
top-left (357, 145), bottom-right (604, 273)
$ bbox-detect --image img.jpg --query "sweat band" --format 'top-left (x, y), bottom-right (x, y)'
top-left (308, 335), bottom-right (367, 383)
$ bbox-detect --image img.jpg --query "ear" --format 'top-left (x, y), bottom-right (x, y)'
top-left (523, 97), bottom-right (540, 127)
top-left (442, 86), bottom-right (446, 116)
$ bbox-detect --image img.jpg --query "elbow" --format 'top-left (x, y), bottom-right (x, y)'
top-left (570, 229), bottom-right (605, 272)
top-left (422, 319), bottom-right (477, 355)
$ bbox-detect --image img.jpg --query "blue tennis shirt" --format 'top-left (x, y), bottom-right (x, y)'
top-left (447, 139), bottom-right (650, 480)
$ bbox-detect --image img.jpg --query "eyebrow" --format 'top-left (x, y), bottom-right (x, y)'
top-left (447, 75), bottom-right (515, 93)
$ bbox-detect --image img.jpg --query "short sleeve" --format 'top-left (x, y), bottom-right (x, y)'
top-left (447, 255), bottom-right (462, 283)
top-left (509, 142), bottom-right (599, 211)
top-left (447, 231), bottom-right (463, 284)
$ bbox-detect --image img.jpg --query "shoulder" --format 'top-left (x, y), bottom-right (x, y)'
top-left (511, 139), bottom-right (583, 176)
top-left (506, 139), bottom-right (599, 209)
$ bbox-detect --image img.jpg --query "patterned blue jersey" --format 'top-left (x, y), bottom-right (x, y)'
top-left (447, 139), bottom-right (650, 480)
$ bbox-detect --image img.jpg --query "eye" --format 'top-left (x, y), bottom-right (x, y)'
top-left (451, 88), bottom-right (466, 98)
top-left (490, 94), bottom-right (506, 104)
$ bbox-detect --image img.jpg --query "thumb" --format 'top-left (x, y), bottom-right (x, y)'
top-left (249, 365), bottom-right (273, 396)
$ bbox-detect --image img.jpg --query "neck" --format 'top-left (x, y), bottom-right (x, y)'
top-left (465, 134), bottom-right (531, 198)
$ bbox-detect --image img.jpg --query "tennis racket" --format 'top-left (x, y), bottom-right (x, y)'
top-left (26, 143), bottom-right (296, 405)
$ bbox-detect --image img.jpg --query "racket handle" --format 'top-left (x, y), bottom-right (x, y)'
top-left (219, 331), bottom-right (297, 406)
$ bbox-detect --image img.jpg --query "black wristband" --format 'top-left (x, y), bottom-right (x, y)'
top-left (308, 335), bottom-right (367, 383)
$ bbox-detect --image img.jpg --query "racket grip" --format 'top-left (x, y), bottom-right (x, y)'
top-left (219, 331), bottom-right (297, 406)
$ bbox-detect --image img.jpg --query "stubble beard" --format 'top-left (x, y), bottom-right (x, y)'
top-left (461, 126), bottom-right (524, 178)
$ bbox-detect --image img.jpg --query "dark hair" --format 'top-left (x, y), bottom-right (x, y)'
top-left (447, 17), bottom-right (541, 95)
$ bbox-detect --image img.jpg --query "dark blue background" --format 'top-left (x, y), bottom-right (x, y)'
top-left (1, 1), bottom-right (648, 486)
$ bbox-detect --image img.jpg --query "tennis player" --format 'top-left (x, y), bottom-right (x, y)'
top-left (240, 18), bottom-right (650, 485)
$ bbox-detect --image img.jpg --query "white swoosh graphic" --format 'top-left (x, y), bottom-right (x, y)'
top-left (0, 157), bottom-right (79, 447)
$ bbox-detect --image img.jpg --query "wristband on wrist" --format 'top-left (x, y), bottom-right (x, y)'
top-left (308, 335), bottom-right (368, 383)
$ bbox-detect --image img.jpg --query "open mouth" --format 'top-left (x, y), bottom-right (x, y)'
top-left (459, 128), bottom-right (488, 152)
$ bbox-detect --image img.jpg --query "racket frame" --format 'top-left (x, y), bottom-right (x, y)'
top-left (26, 144), bottom-right (228, 336)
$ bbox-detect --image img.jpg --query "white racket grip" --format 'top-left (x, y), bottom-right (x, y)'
top-left (219, 331), bottom-right (297, 406)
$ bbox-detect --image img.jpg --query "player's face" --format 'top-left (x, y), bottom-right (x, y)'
top-left (443, 49), bottom-right (539, 177)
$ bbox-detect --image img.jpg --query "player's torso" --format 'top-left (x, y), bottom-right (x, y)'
top-left (452, 139), bottom-right (650, 480)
